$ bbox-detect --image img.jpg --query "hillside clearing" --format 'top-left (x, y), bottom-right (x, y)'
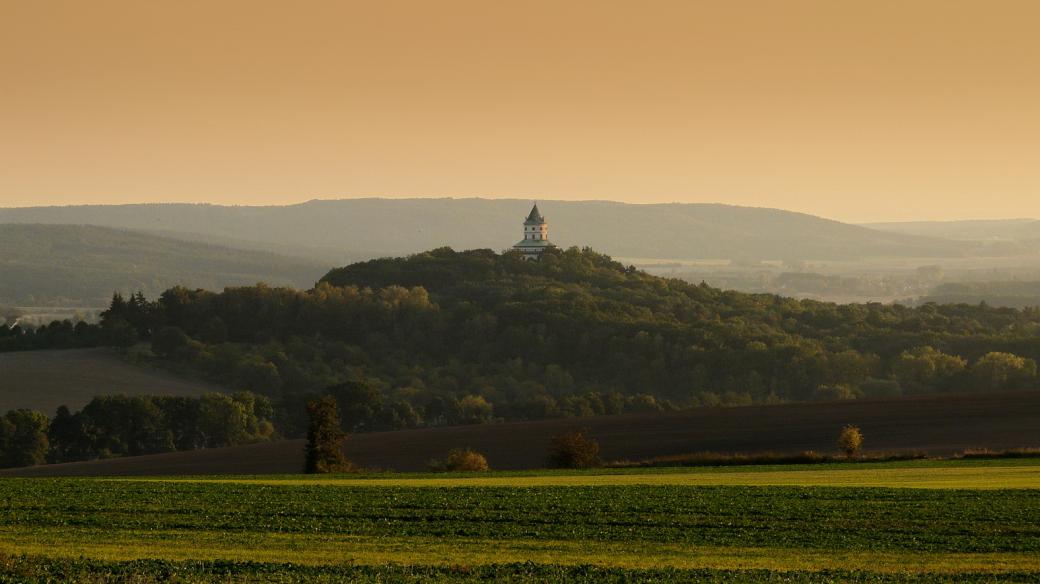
top-left (0, 348), bottom-right (225, 413)
top-left (0, 223), bottom-right (327, 305)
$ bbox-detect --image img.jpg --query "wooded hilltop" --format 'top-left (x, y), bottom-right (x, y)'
top-left (3, 247), bottom-right (1039, 436)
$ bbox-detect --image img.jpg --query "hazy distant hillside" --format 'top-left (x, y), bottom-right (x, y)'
top-left (866, 219), bottom-right (1040, 241)
top-left (920, 281), bottom-right (1040, 309)
top-left (0, 224), bottom-right (326, 305)
top-left (0, 199), bottom-right (974, 262)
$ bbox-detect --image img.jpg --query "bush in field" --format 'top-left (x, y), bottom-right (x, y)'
top-left (304, 396), bottom-right (351, 473)
top-left (547, 429), bottom-right (601, 469)
top-left (837, 424), bottom-right (864, 458)
top-left (428, 447), bottom-right (490, 472)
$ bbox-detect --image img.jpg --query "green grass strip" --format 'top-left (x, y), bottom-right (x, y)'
top-left (111, 463), bottom-right (1040, 489)
top-left (1, 528), bottom-right (1038, 574)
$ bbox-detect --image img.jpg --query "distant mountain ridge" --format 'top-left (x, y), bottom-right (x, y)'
top-left (865, 219), bottom-right (1040, 241)
top-left (0, 198), bottom-right (976, 262)
top-left (0, 224), bottom-right (327, 305)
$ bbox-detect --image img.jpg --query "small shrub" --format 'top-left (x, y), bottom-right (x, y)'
top-left (547, 429), bottom-right (601, 469)
top-left (428, 448), bottom-right (489, 472)
top-left (837, 424), bottom-right (864, 458)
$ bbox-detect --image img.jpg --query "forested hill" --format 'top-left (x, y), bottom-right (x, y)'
top-left (0, 198), bottom-right (974, 261)
top-left (0, 224), bottom-right (327, 305)
top-left (29, 246), bottom-right (1032, 436)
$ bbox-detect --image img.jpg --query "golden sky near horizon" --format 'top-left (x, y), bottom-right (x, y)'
top-left (1, 0), bottom-right (1038, 221)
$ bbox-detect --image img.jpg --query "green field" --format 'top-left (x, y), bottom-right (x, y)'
top-left (139, 457), bottom-right (1040, 489)
top-left (1, 459), bottom-right (1038, 582)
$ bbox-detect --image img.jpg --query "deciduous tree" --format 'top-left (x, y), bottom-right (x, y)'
top-left (304, 396), bottom-right (351, 474)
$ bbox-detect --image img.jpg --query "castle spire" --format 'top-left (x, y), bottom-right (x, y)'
top-left (513, 203), bottom-right (553, 260)
top-left (525, 203), bottom-right (543, 224)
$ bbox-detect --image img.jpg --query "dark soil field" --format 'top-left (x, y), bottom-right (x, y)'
top-left (0, 348), bottom-right (225, 414)
top-left (4, 390), bottom-right (1038, 476)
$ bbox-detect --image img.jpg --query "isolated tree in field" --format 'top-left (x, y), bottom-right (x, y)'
top-left (547, 429), bottom-right (601, 469)
top-left (428, 447), bottom-right (490, 472)
top-left (304, 396), bottom-right (351, 473)
top-left (837, 424), bottom-right (864, 458)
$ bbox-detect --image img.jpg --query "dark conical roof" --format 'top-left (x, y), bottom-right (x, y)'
top-left (524, 203), bottom-right (544, 224)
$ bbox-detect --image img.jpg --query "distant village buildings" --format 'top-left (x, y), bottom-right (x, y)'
top-left (513, 204), bottom-right (555, 260)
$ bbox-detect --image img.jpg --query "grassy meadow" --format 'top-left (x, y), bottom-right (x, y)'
top-left (0, 348), bottom-right (221, 414)
top-left (1, 458), bottom-right (1038, 582)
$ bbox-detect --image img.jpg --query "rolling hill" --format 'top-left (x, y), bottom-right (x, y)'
top-left (3, 390), bottom-right (1037, 476)
top-left (0, 198), bottom-right (976, 262)
top-left (864, 218), bottom-right (1038, 240)
top-left (865, 218), bottom-right (1040, 253)
top-left (919, 281), bottom-right (1040, 309)
top-left (0, 348), bottom-right (225, 414)
top-left (0, 224), bottom-right (328, 305)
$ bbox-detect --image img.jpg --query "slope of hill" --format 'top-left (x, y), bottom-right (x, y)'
top-left (0, 198), bottom-right (975, 262)
top-left (865, 218), bottom-right (1040, 242)
top-left (67, 245), bottom-right (1040, 440)
top-left (920, 281), bottom-right (1040, 309)
top-left (0, 224), bottom-right (328, 305)
top-left (0, 348), bottom-right (225, 414)
top-left (4, 390), bottom-right (1037, 476)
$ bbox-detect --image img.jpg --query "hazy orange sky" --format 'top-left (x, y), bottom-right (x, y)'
top-left (1, 1), bottom-right (1038, 222)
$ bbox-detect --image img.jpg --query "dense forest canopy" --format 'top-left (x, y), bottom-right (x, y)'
top-left (4, 247), bottom-right (1040, 436)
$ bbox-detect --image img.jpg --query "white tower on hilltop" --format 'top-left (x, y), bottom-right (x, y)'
top-left (512, 203), bottom-right (554, 260)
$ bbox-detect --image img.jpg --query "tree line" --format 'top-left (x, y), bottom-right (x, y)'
top-left (0, 392), bottom-right (275, 469)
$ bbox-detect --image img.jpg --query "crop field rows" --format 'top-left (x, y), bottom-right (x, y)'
top-left (0, 459), bottom-right (1038, 582)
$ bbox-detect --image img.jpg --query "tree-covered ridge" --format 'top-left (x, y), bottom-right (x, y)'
top-left (7, 247), bottom-right (1039, 436)
top-left (92, 248), bottom-right (1040, 432)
